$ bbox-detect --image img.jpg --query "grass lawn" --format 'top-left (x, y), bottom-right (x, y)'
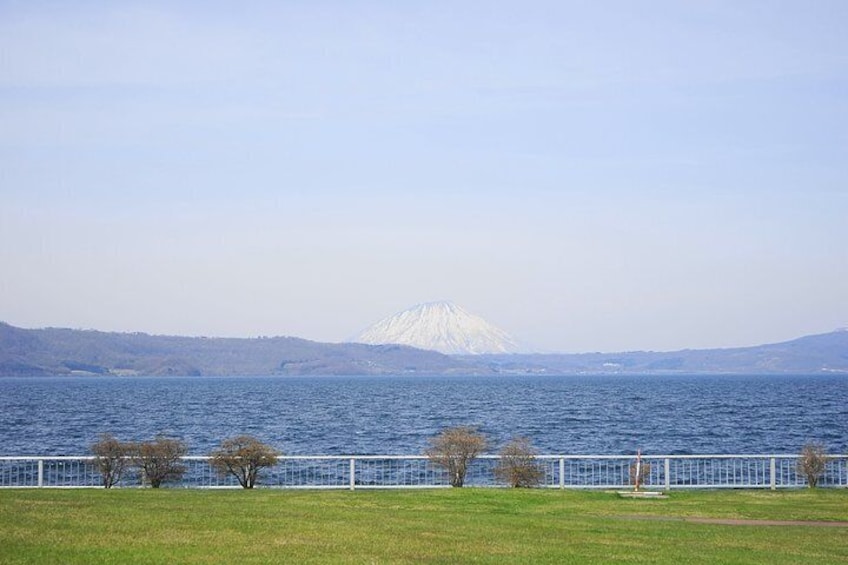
top-left (1, 488), bottom-right (846, 564)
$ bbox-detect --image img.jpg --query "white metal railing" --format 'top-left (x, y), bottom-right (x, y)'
top-left (0, 454), bottom-right (846, 490)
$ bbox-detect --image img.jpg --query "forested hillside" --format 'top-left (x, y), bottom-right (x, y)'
top-left (1, 322), bottom-right (845, 376)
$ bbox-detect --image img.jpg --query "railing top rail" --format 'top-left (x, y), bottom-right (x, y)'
top-left (535, 454), bottom-right (848, 460)
top-left (0, 456), bottom-right (97, 461)
top-left (1, 453), bottom-right (846, 461)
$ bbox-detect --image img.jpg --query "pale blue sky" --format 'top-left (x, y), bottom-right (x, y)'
top-left (1, 1), bottom-right (846, 352)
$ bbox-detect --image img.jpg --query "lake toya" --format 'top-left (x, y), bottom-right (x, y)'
top-left (0, 374), bottom-right (846, 456)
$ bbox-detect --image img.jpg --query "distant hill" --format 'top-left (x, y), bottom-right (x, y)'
top-left (352, 301), bottom-right (523, 355)
top-left (469, 330), bottom-right (848, 375)
top-left (0, 322), bottom-right (479, 376)
top-left (1, 322), bottom-right (846, 376)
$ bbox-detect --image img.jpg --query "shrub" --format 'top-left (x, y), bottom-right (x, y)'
top-left (90, 433), bottom-right (132, 488)
top-left (494, 436), bottom-right (544, 488)
top-left (210, 435), bottom-right (280, 489)
top-left (133, 435), bottom-right (188, 488)
top-left (425, 426), bottom-right (487, 487)
top-left (797, 442), bottom-right (829, 488)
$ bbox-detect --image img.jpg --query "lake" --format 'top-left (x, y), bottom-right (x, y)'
top-left (0, 374), bottom-right (845, 456)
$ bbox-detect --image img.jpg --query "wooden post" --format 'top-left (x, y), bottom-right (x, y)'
top-left (634, 450), bottom-right (642, 491)
top-left (770, 457), bottom-right (776, 490)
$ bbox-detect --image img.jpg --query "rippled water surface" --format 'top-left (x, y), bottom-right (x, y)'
top-left (1, 374), bottom-right (845, 456)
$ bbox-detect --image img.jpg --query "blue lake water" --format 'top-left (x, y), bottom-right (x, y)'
top-left (0, 374), bottom-right (845, 456)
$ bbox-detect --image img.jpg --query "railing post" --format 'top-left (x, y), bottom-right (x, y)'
top-left (37, 459), bottom-right (44, 488)
top-left (559, 457), bottom-right (565, 489)
top-left (664, 458), bottom-right (671, 491)
top-left (349, 458), bottom-right (356, 491)
top-left (769, 457), bottom-right (776, 490)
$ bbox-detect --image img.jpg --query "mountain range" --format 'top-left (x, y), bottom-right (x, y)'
top-left (0, 321), bottom-right (474, 377)
top-left (1, 320), bottom-right (846, 377)
top-left (471, 329), bottom-right (848, 375)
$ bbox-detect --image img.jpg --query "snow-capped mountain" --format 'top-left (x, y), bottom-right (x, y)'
top-left (351, 301), bottom-right (523, 355)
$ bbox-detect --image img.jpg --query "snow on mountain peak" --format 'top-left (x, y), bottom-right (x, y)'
top-left (351, 301), bottom-right (523, 355)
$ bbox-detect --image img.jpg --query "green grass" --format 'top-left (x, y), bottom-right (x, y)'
top-left (1, 488), bottom-right (846, 564)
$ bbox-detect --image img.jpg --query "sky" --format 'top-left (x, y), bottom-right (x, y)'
top-left (1, 0), bottom-right (846, 353)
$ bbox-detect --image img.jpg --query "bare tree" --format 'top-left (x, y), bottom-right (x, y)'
top-left (90, 433), bottom-right (132, 488)
top-left (210, 435), bottom-right (280, 489)
top-left (425, 426), bottom-right (487, 487)
top-left (494, 436), bottom-right (544, 488)
top-left (628, 450), bottom-right (651, 491)
top-left (797, 442), bottom-right (829, 488)
top-left (133, 435), bottom-right (188, 488)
